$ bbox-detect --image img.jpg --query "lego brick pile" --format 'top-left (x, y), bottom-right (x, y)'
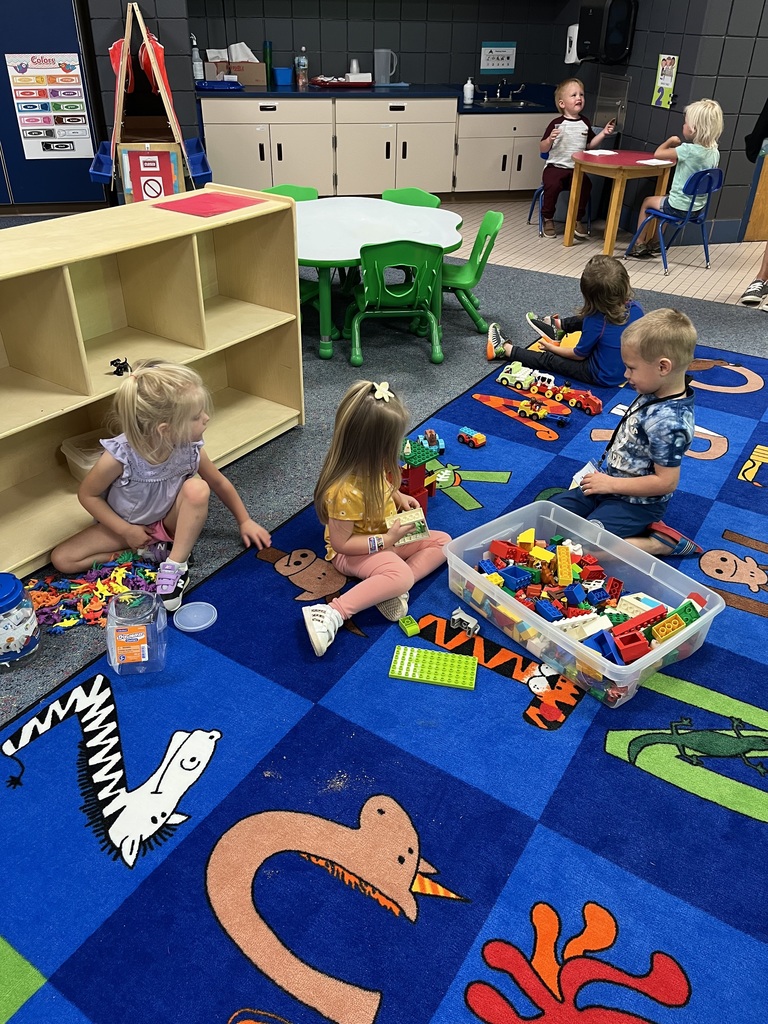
top-left (470, 526), bottom-right (703, 667)
top-left (24, 554), bottom-right (157, 633)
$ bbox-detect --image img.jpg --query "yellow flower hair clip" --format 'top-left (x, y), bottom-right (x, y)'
top-left (372, 381), bottom-right (392, 403)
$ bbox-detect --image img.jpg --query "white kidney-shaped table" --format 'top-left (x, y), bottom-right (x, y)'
top-left (296, 196), bottom-right (463, 359)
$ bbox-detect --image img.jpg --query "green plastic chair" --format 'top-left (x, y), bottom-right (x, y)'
top-left (262, 184), bottom-right (319, 201)
top-left (442, 210), bottom-right (504, 332)
top-left (381, 187), bottom-right (442, 208)
top-left (342, 240), bottom-right (444, 367)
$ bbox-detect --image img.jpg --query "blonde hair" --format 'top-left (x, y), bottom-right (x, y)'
top-left (111, 359), bottom-right (211, 464)
top-left (684, 98), bottom-right (724, 148)
top-left (314, 381), bottom-right (410, 526)
top-left (621, 309), bottom-right (697, 369)
top-left (555, 78), bottom-right (584, 108)
top-left (577, 255), bottom-right (633, 323)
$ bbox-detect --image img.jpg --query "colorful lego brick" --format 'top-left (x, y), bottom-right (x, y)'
top-left (526, 566), bottom-right (542, 584)
top-left (605, 611), bottom-right (629, 627)
top-left (563, 582), bottom-right (587, 606)
top-left (613, 604), bottom-right (667, 637)
top-left (539, 564), bottom-right (556, 586)
top-left (499, 564), bottom-right (533, 590)
top-left (672, 599), bottom-right (701, 626)
top-left (530, 545), bottom-right (555, 563)
top-left (604, 576), bottom-right (623, 601)
top-left (398, 615), bottom-right (420, 637)
top-left (581, 554), bottom-right (599, 565)
top-left (586, 587), bottom-right (610, 606)
top-left (570, 564), bottom-right (582, 579)
top-left (556, 546), bottom-right (573, 585)
top-left (565, 605), bottom-right (592, 618)
top-left (616, 593), bottom-right (655, 617)
top-left (486, 572), bottom-right (505, 586)
top-left (477, 559), bottom-right (498, 575)
top-left (489, 539), bottom-right (517, 561)
top-left (613, 628), bottom-right (652, 664)
top-left (651, 612), bottom-right (686, 643)
top-left (534, 599), bottom-right (564, 622)
top-left (517, 528), bottom-right (535, 551)
top-left (389, 645), bottom-right (477, 689)
top-left (550, 534), bottom-right (565, 545)
top-left (579, 564), bottom-right (605, 582)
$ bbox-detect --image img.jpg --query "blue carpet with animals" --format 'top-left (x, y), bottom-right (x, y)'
top-left (2, 346), bottom-right (768, 1024)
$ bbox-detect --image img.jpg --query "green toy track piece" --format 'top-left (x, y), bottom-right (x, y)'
top-left (389, 645), bottom-right (477, 689)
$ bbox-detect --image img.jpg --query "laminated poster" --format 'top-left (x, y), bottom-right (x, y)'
top-left (480, 41), bottom-right (516, 75)
top-left (652, 53), bottom-right (678, 109)
top-left (5, 52), bottom-right (94, 160)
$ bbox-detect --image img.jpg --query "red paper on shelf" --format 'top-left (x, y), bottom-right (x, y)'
top-left (155, 192), bottom-right (267, 217)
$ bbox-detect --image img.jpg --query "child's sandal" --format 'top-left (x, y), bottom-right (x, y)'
top-left (647, 521), bottom-right (702, 557)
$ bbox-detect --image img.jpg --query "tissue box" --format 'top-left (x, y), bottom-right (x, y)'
top-left (205, 61), bottom-right (266, 87)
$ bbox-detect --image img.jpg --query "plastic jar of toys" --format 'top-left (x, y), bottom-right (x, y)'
top-left (106, 590), bottom-right (167, 675)
top-left (0, 573), bottom-right (40, 669)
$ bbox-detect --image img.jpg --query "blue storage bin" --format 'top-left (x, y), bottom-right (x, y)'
top-left (273, 66), bottom-right (292, 86)
top-left (89, 141), bottom-right (114, 184)
top-left (184, 138), bottom-right (212, 185)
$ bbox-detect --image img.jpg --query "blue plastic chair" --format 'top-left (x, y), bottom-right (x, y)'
top-left (527, 153), bottom-right (591, 237)
top-left (623, 167), bottom-right (724, 275)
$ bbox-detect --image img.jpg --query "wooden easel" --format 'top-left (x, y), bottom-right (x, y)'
top-left (110, 2), bottom-right (194, 187)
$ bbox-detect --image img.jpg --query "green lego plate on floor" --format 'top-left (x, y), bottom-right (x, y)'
top-left (389, 645), bottom-right (477, 689)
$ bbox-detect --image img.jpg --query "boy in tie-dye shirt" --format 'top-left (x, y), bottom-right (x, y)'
top-left (550, 309), bottom-right (700, 557)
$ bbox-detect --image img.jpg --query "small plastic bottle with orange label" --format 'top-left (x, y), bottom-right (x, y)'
top-left (107, 591), bottom-right (167, 675)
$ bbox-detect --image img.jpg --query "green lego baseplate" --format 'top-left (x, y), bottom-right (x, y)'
top-left (389, 645), bottom-right (477, 690)
top-left (401, 439), bottom-right (435, 468)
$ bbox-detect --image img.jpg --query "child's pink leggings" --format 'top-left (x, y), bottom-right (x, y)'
top-left (329, 531), bottom-right (451, 619)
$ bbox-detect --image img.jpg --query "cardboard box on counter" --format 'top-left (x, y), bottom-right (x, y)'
top-left (204, 60), bottom-right (266, 86)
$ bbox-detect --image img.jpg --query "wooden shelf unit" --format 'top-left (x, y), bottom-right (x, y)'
top-left (0, 184), bottom-right (304, 577)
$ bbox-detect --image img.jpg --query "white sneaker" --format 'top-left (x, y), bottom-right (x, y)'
top-left (375, 593), bottom-right (409, 621)
top-left (303, 604), bottom-right (343, 656)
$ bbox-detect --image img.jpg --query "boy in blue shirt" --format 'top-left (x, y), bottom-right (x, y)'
top-left (550, 308), bottom-right (700, 557)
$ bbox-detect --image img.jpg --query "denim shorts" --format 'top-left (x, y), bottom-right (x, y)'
top-left (662, 197), bottom-right (689, 218)
top-left (548, 489), bottom-right (667, 538)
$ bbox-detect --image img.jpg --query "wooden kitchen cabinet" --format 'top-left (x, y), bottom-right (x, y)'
top-left (455, 113), bottom-right (551, 191)
top-left (335, 98), bottom-right (456, 195)
top-left (0, 185), bottom-right (304, 577)
top-left (201, 98), bottom-right (334, 195)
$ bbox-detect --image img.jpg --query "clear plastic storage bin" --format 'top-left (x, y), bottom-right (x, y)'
top-left (107, 591), bottom-right (167, 675)
top-left (445, 501), bottom-right (724, 707)
top-left (60, 429), bottom-right (104, 482)
top-left (0, 573), bottom-right (40, 668)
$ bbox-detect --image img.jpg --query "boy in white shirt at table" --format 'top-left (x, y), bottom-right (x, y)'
top-left (539, 78), bottom-right (616, 239)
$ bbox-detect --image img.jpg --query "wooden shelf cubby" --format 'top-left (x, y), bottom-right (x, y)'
top-left (0, 184), bottom-right (304, 577)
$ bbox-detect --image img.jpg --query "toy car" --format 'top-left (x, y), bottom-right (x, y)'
top-left (496, 361), bottom-right (536, 391)
top-left (559, 387), bottom-right (603, 415)
top-left (517, 398), bottom-right (548, 421)
top-left (450, 608), bottom-right (480, 636)
top-left (418, 429), bottom-right (446, 454)
top-left (457, 427), bottom-right (487, 448)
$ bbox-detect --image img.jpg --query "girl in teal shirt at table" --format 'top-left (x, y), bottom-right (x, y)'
top-left (628, 98), bottom-right (723, 259)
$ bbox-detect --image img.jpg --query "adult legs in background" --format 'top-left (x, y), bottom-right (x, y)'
top-left (739, 240), bottom-right (768, 305)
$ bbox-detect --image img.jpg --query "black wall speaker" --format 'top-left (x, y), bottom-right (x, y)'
top-left (577, 0), bottom-right (638, 64)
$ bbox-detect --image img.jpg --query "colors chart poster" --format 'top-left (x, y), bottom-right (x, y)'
top-left (5, 52), bottom-right (94, 160)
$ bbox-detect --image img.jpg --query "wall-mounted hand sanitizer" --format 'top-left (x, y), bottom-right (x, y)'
top-left (463, 76), bottom-right (475, 104)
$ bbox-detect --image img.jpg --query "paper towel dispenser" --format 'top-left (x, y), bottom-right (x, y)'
top-left (577, 0), bottom-right (638, 64)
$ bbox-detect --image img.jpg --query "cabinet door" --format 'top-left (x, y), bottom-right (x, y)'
top-left (203, 123), bottom-right (272, 190)
top-left (454, 136), bottom-right (511, 191)
top-left (395, 122), bottom-right (456, 192)
top-left (509, 136), bottom-right (545, 190)
top-left (336, 123), bottom-right (397, 195)
top-left (270, 123), bottom-right (335, 195)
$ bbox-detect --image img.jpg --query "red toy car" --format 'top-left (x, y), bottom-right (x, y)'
top-left (559, 387), bottom-right (603, 415)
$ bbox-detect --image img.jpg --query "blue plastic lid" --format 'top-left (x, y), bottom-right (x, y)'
top-left (0, 573), bottom-right (24, 614)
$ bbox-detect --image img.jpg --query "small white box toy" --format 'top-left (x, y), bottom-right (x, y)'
top-left (450, 608), bottom-right (480, 636)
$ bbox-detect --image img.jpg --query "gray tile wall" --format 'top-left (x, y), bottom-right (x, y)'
top-left (553, 0), bottom-right (768, 241)
top-left (84, 0), bottom-right (767, 238)
top-left (187, 0), bottom-right (566, 85)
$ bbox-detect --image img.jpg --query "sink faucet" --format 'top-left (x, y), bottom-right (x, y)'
top-left (512, 82), bottom-right (525, 95)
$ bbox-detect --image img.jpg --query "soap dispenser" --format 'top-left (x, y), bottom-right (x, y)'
top-left (190, 33), bottom-right (204, 81)
top-left (463, 76), bottom-right (475, 104)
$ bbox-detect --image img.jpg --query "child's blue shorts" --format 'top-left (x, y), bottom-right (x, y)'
top-left (548, 489), bottom-right (668, 538)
